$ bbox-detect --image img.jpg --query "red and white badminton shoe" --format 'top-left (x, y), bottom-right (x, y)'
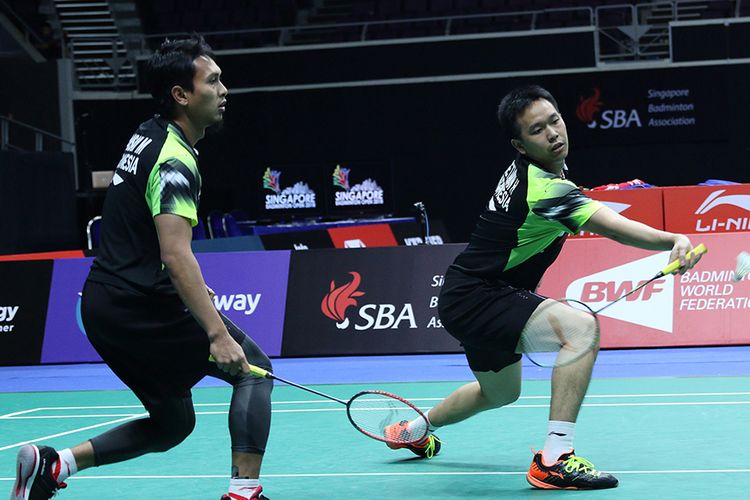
top-left (220, 485), bottom-right (269, 500)
top-left (11, 445), bottom-right (67, 500)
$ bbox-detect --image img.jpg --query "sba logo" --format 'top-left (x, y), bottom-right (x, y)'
top-left (577, 88), bottom-right (642, 129)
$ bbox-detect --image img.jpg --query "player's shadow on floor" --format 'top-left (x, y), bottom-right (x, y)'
top-left (386, 458), bottom-right (521, 472)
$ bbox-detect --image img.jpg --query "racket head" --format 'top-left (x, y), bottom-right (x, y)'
top-left (345, 390), bottom-right (428, 444)
top-left (521, 298), bottom-right (600, 369)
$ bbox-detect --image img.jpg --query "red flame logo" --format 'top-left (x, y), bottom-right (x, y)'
top-left (576, 88), bottom-right (603, 124)
top-left (321, 272), bottom-right (365, 327)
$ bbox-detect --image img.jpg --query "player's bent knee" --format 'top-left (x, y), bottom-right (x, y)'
top-left (489, 388), bottom-right (520, 407)
top-left (153, 413), bottom-right (196, 452)
top-left (563, 316), bottom-right (598, 353)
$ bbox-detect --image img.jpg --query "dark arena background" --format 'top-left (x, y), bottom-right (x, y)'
top-left (2, 1), bottom-right (750, 499)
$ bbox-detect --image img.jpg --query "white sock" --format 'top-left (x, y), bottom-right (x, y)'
top-left (229, 478), bottom-right (260, 499)
top-left (424, 409), bottom-right (439, 432)
top-left (407, 409), bottom-right (439, 438)
top-left (542, 420), bottom-right (575, 466)
top-left (54, 448), bottom-right (78, 482)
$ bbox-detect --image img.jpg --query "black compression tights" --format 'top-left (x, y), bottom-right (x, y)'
top-left (90, 335), bottom-right (273, 465)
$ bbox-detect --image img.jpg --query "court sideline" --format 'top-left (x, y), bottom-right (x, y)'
top-left (2, 348), bottom-right (749, 499)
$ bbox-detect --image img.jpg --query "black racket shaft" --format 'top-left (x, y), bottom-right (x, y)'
top-left (593, 273), bottom-right (663, 315)
top-left (216, 311), bottom-right (348, 405)
top-left (593, 243), bottom-right (707, 315)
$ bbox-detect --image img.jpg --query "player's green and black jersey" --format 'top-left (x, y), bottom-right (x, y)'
top-left (450, 155), bottom-right (602, 290)
top-left (87, 116), bottom-right (201, 295)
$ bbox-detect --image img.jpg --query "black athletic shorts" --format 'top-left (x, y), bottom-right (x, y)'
top-left (80, 279), bottom-right (266, 407)
top-left (438, 266), bottom-right (545, 372)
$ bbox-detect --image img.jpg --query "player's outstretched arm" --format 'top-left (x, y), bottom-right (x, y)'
top-left (581, 206), bottom-right (701, 272)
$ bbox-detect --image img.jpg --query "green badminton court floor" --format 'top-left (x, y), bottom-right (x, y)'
top-left (2, 373), bottom-right (749, 499)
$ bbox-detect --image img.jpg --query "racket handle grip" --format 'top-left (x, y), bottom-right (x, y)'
top-left (660, 243), bottom-right (707, 276)
top-left (208, 355), bottom-right (270, 379)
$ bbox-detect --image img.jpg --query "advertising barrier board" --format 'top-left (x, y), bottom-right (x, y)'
top-left (538, 233), bottom-right (750, 348)
top-left (281, 245), bottom-right (464, 356)
top-left (0, 261), bottom-right (53, 365)
top-left (663, 184), bottom-right (750, 235)
top-left (571, 188), bottom-right (664, 238)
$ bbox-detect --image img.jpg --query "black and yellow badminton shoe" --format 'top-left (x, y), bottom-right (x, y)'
top-left (384, 420), bottom-right (441, 459)
top-left (527, 450), bottom-right (618, 490)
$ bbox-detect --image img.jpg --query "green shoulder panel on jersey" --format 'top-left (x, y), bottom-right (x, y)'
top-left (145, 124), bottom-right (201, 227)
top-left (505, 163), bottom-right (601, 271)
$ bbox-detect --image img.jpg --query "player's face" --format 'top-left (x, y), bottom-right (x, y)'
top-left (511, 98), bottom-right (568, 171)
top-left (186, 56), bottom-right (228, 128)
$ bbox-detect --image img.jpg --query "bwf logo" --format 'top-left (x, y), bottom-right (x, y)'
top-left (565, 253), bottom-right (674, 332)
top-left (320, 272), bottom-right (416, 330)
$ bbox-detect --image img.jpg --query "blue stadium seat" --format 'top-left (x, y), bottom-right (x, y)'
top-left (222, 213), bottom-right (244, 237)
top-left (192, 217), bottom-right (208, 240)
top-left (207, 210), bottom-right (226, 238)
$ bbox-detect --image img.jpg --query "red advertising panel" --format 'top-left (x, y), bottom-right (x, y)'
top-left (538, 233), bottom-right (750, 348)
top-left (571, 188), bottom-right (664, 238)
top-left (663, 184), bottom-right (750, 234)
top-left (327, 223), bottom-right (398, 248)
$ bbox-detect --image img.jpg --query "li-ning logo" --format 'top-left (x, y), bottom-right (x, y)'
top-left (694, 189), bottom-right (750, 232)
top-left (320, 272), bottom-right (417, 331)
top-left (321, 272), bottom-right (365, 329)
top-left (695, 190), bottom-right (750, 214)
top-left (262, 167), bottom-right (317, 210)
top-left (576, 87), bottom-right (641, 129)
top-left (332, 165), bottom-right (384, 206)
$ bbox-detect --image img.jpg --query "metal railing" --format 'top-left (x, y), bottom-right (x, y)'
top-left (0, 115), bottom-right (76, 153)
top-left (0, 0), bottom-right (43, 46)
top-left (66, 0), bottom-right (746, 90)
top-left (139, 6), bottom-right (595, 51)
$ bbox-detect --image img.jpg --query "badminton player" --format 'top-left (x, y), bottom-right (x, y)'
top-left (11, 35), bottom-right (272, 500)
top-left (386, 85), bottom-right (702, 490)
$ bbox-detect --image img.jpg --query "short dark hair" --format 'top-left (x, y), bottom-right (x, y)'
top-left (497, 85), bottom-right (559, 140)
top-left (145, 34), bottom-right (214, 118)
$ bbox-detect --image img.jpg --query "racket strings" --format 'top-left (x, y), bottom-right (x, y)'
top-left (347, 392), bottom-right (427, 444)
top-left (521, 299), bottom-right (600, 368)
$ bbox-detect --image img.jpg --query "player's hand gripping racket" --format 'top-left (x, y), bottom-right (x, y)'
top-left (523, 243), bottom-right (708, 368)
top-left (210, 313), bottom-right (429, 446)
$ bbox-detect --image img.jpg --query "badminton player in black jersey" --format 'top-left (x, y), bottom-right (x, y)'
top-left (11, 35), bottom-right (272, 500)
top-left (386, 85), bottom-right (701, 490)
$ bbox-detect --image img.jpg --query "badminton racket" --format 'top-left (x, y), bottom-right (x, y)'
top-left (210, 312), bottom-right (429, 445)
top-left (524, 243), bottom-right (707, 368)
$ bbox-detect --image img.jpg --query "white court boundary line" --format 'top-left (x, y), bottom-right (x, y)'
top-left (2, 390), bottom-right (749, 452)
top-left (3, 390), bottom-right (750, 418)
top-left (0, 414), bottom-right (146, 452)
top-left (3, 400), bottom-right (750, 422)
top-left (1, 469), bottom-right (750, 482)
